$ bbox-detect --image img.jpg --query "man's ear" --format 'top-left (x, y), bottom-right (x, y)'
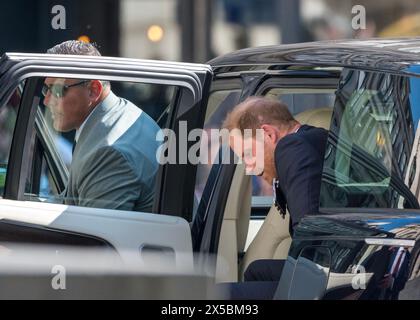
top-left (88, 80), bottom-right (103, 101)
top-left (261, 124), bottom-right (279, 144)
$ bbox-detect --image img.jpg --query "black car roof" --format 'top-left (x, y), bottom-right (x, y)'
top-left (208, 38), bottom-right (420, 76)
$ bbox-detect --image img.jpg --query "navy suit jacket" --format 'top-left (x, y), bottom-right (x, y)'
top-left (274, 124), bottom-right (328, 231)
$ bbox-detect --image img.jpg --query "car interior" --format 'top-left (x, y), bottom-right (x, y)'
top-left (214, 105), bottom-right (334, 283)
top-left (26, 73), bottom-right (339, 287)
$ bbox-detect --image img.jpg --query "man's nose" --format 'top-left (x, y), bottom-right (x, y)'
top-left (43, 92), bottom-right (54, 108)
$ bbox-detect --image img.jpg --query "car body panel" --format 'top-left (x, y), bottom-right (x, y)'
top-left (207, 38), bottom-right (420, 299)
top-left (0, 53), bottom-right (213, 271)
top-left (209, 38), bottom-right (420, 77)
top-left (1, 38), bottom-right (420, 299)
top-left (0, 199), bottom-right (193, 269)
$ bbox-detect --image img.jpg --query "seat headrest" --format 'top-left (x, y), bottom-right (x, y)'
top-left (294, 108), bottom-right (333, 130)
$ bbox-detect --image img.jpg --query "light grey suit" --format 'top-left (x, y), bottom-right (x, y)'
top-left (64, 92), bottom-right (161, 212)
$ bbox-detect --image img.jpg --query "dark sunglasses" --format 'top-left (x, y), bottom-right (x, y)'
top-left (42, 80), bottom-right (89, 98)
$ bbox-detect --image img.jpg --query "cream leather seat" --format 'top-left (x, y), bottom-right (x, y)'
top-left (240, 206), bottom-right (292, 279)
top-left (240, 107), bottom-right (333, 280)
top-left (293, 107), bottom-right (333, 130)
top-left (215, 163), bottom-right (252, 282)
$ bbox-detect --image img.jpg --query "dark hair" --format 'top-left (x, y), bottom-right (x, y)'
top-left (223, 96), bottom-right (296, 135)
top-left (47, 40), bottom-right (110, 88)
top-left (47, 40), bottom-right (102, 56)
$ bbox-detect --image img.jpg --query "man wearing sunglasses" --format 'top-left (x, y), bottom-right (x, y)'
top-left (43, 40), bottom-right (161, 213)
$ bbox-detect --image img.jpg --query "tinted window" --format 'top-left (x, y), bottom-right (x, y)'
top-left (193, 88), bottom-right (242, 215)
top-left (0, 84), bottom-right (24, 196)
top-left (23, 77), bottom-right (177, 213)
top-left (320, 70), bottom-right (420, 209)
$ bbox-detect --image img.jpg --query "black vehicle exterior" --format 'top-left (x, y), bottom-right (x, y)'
top-left (0, 38), bottom-right (420, 299)
top-left (207, 38), bottom-right (420, 300)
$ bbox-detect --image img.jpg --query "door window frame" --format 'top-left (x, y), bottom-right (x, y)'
top-left (250, 72), bottom-right (341, 217)
top-left (1, 55), bottom-right (212, 220)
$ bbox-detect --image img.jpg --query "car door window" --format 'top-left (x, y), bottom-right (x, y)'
top-left (23, 77), bottom-right (177, 213)
top-left (320, 69), bottom-right (420, 209)
top-left (0, 84), bottom-right (24, 197)
top-left (193, 87), bottom-right (242, 217)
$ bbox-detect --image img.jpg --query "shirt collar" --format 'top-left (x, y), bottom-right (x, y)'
top-left (292, 123), bottom-right (302, 134)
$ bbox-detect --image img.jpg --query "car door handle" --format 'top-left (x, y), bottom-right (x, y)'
top-left (139, 244), bottom-right (176, 265)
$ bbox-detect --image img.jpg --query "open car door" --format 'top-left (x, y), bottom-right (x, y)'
top-left (0, 53), bottom-right (212, 270)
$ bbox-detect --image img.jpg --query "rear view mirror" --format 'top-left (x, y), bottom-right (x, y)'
top-left (288, 246), bottom-right (332, 300)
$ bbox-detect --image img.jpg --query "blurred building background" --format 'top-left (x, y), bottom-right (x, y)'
top-left (0, 0), bottom-right (420, 63)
